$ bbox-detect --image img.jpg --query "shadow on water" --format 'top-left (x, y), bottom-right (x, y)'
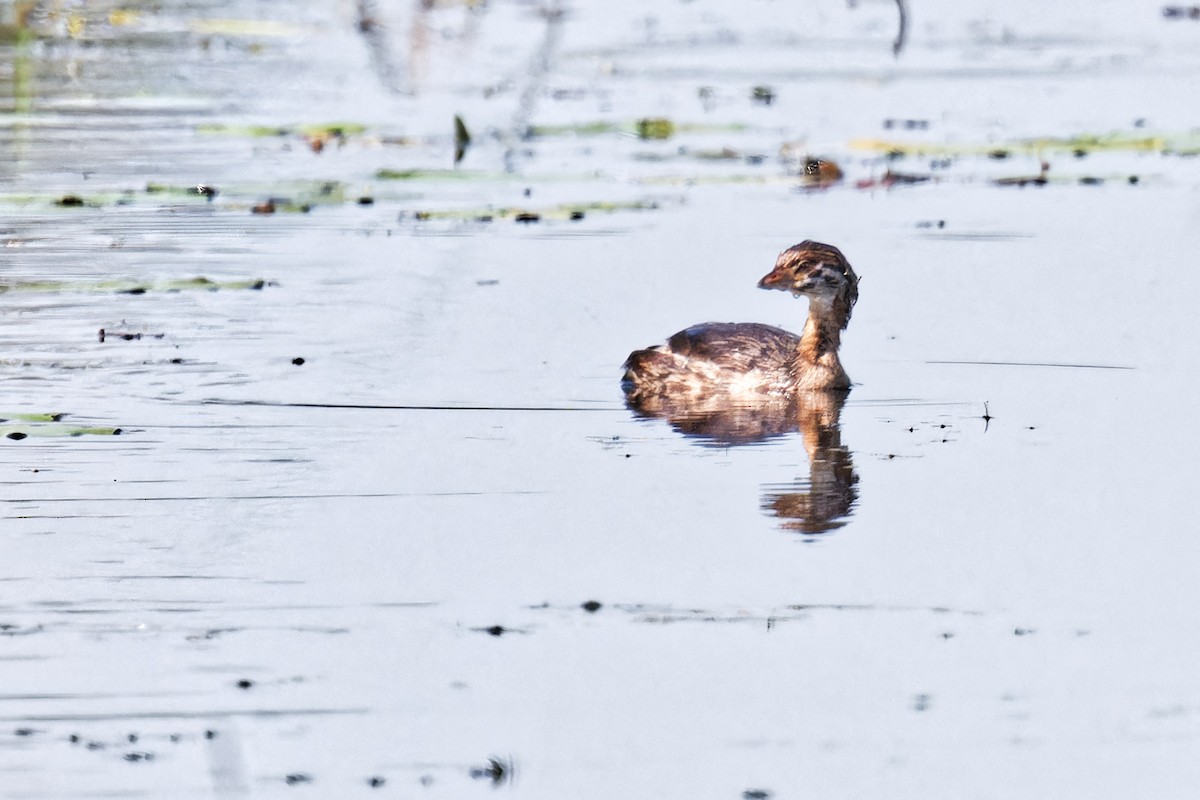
top-left (626, 389), bottom-right (858, 536)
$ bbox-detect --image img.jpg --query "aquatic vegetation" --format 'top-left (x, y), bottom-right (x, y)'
top-left (403, 198), bottom-right (661, 222)
top-left (1, 413), bottom-right (123, 440)
top-left (850, 131), bottom-right (1199, 157)
top-left (526, 119), bottom-right (747, 139)
top-left (0, 276), bottom-right (268, 295)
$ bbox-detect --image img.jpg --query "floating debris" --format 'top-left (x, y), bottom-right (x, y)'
top-left (98, 329), bottom-right (165, 343)
top-left (636, 117), bottom-right (675, 140)
top-left (469, 756), bottom-right (512, 786)
top-left (992, 161), bottom-right (1049, 187)
top-left (1162, 6), bottom-right (1200, 19)
top-left (799, 157), bottom-right (843, 188)
top-left (55, 194), bottom-right (86, 207)
top-left (750, 85), bottom-right (775, 106)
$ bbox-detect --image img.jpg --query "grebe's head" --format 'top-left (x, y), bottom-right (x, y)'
top-left (758, 240), bottom-right (859, 326)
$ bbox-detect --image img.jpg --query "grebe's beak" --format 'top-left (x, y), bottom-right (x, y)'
top-left (757, 267), bottom-right (791, 291)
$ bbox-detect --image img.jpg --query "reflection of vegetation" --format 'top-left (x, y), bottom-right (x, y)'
top-left (0, 277), bottom-right (267, 295)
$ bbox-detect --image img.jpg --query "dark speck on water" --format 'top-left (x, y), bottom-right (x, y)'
top-left (292, 357), bottom-right (306, 366)
top-left (284, 773), bottom-right (312, 785)
top-left (581, 600), bottom-right (602, 613)
top-left (236, 679), bottom-right (254, 689)
top-left (469, 756), bottom-right (511, 785)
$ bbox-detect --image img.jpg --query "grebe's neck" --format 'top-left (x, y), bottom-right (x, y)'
top-left (792, 296), bottom-right (850, 389)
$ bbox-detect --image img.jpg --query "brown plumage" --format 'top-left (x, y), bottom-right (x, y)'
top-left (622, 240), bottom-right (859, 409)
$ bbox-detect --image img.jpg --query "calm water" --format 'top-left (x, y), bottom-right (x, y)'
top-left (3, 1), bottom-right (1200, 797)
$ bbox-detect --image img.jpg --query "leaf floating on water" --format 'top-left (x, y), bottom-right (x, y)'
top-left (3, 424), bottom-right (122, 440)
top-left (0, 412), bottom-right (66, 423)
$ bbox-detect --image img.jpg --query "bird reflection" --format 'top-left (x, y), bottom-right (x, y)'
top-left (626, 389), bottom-right (857, 535)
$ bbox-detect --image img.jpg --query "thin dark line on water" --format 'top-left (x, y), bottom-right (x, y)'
top-left (202, 398), bottom-right (623, 412)
top-left (0, 708), bottom-right (367, 723)
top-left (847, 398), bottom-right (979, 408)
top-left (0, 490), bottom-right (543, 504)
top-left (927, 360), bottom-right (1134, 371)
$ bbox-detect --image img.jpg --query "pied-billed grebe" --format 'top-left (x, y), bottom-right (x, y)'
top-left (622, 240), bottom-right (859, 402)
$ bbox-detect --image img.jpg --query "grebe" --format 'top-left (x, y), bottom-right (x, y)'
top-left (622, 240), bottom-right (859, 405)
